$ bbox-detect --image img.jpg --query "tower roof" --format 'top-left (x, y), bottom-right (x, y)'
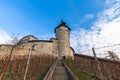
top-left (54, 20), bottom-right (71, 33)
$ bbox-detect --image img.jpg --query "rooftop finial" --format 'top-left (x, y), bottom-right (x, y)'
top-left (61, 19), bottom-right (66, 24)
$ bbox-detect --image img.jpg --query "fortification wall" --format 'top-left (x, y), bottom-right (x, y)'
top-left (74, 54), bottom-right (120, 79)
top-left (19, 35), bottom-right (38, 44)
top-left (69, 48), bottom-right (74, 59)
top-left (0, 45), bottom-right (30, 56)
top-left (0, 40), bottom-right (59, 58)
top-left (51, 39), bottom-right (59, 57)
top-left (30, 42), bottom-right (53, 55)
top-left (0, 45), bottom-right (12, 55)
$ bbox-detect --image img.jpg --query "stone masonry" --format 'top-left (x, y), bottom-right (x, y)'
top-left (0, 21), bottom-right (74, 59)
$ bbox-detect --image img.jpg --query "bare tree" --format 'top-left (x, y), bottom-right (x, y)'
top-left (107, 51), bottom-right (120, 61)
top-left (9, 33), bottom-right (21, 45)
top-left (0, 34), bottom-right (21, 80)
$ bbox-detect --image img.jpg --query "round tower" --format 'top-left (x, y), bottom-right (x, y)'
top-left (55, 20), bottom-right (71, 59)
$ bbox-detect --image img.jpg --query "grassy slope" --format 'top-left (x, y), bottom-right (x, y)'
top-left (64, 59), bottom-right (94, 80)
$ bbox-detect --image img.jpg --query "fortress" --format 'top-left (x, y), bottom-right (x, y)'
top-left (0, 21), bottom-right (74, 59)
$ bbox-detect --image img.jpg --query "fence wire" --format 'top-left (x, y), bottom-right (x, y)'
top-left (76, 43), bottom-right (120, 80)
top-left (78, 43), bottom-right (120, 60)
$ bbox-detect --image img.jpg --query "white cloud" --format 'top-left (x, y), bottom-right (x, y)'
top-left (80, 14), bottom-right (94, 23)
top-left (85, 14), bottom-right (94, 19)
top-left (0, 29), bottom-right (11, 44)
top-left (71, 0), bottom-right (120, 58)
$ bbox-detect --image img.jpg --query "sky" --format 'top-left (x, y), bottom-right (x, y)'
top-left (0, 0), bottom-right (120, 57)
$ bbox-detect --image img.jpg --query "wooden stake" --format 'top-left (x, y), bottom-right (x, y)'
top-left (92, 48), bottom-right (103, 80)
top-left (23, 48), bottom-right (32, 80)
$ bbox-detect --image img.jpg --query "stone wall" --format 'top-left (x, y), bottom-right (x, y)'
top-left (74, 54), bottom-right (120, 79)
top-left (0, 45), bottom-right (12, 55)
top-left (19, 35), bottom-right (38, 44)
top-left (0, 39), bottom-right (59, 58)
top-left (51, 39), bottom-right (59, 57)
top-left (56, 27), bottom-right (71, 59)
top-left (29, 42), bottom-right (54, 55)
top-left (0, 45), bottom-right (30, 56)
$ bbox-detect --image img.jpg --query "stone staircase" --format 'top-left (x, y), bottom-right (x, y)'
top-left (51, 60), bottom-right (72, 80)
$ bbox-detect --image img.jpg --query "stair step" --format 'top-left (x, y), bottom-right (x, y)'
top-left (53, 75), bottom-right (69, 77)
top-left (51, 60), bottom-right (72, 80)
top-left (53, 72), bottom-right (68, 75)
top-left (52, 76), bottom-right (70, 80)
top-left (52, 77), bottom-right (70, 80)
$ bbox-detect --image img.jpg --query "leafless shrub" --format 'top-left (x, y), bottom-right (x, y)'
top-left (107, 51), bottom-right (120, 61)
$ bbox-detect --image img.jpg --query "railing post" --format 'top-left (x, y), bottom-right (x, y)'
top-left (92, 48), bottom-right (103, 80)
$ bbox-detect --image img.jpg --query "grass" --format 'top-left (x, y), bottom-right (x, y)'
top-left (64, 59), bottom-right (95, 80)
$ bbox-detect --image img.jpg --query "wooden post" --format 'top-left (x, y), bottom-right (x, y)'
top-left (23, 48), bottom-right (32, 80)
top-left (92, 48), bottom-right (103, 80)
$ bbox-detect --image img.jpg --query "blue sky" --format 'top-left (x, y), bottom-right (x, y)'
top-left (0, 0), bottom-right (120, 55)
top-left (0, 0), bottom-right (104, 37)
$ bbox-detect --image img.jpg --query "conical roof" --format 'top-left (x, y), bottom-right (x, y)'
top-left (54, 20), bottom-right (71, 33)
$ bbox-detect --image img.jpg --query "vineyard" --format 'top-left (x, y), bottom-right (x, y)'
top-left (65, 54), bottom-right (120, 80)
top-left (64, 58), bottom-right (94, 80)
top-left (0, 55), bottom-right (54, 80)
